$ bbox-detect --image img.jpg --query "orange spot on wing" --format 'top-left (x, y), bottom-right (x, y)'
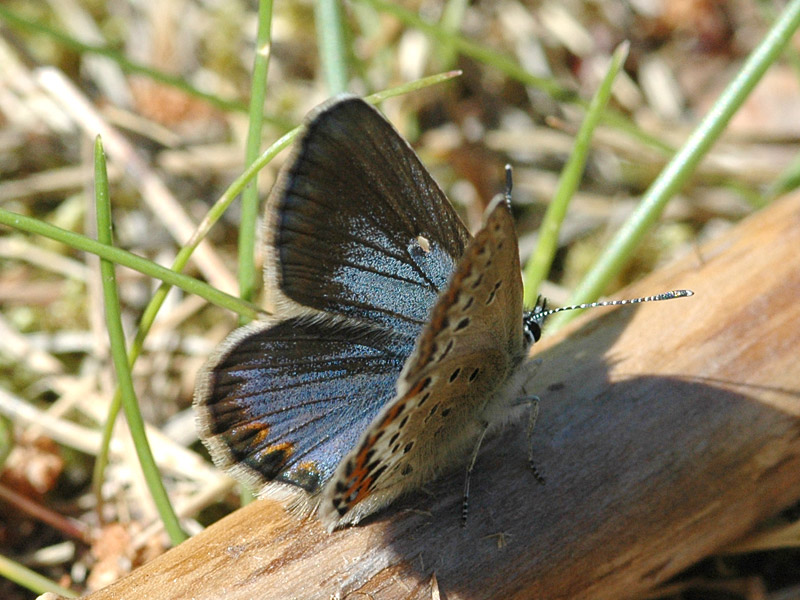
top-left (340, 460), bottom-right (374, 508)
top-left (252, 427), bottom-right (271, 446)
top-left (296, 460), bottom-right (319, 474)
top-left (233, 422), bottom-right (271, 451)
top-left (379, 398), bottom-right (407, 428)
top-left (265, 441), bottom-right (294, 458)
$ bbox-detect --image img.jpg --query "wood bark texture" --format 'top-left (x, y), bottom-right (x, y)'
top-left (77, 191), bottom-right (800, 600)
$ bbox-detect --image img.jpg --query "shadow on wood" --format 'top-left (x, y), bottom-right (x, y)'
top-left (76, 191), bottom-right (800, 600)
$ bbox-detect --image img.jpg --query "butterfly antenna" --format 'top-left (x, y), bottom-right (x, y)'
top-left (504, 164), bottom-right (513, 200)
top-left (537, 289), bottom-right (694, 320)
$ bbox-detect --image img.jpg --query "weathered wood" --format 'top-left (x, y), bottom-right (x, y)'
top-left (80, 192), bottom-right (800, 600)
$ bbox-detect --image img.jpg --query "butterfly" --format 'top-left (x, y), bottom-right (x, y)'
top-left (193, 95), bottom-right (691, 530)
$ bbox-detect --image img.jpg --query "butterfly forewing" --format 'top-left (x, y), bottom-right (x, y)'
top-left (320, 197), bottom-right (529, 526)
top-left (265, 96), bottom-right (471, 339)
top-left (195, 316), bottom-right (409, 503)
top-left (400, 196), bottom-right (527, 385)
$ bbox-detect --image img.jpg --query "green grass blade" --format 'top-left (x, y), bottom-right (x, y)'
top-left (523, 42), bottom-right (629, 306)
top-left (238, 0), bottom-right (274, 315)
top-left (0, 208), bottom-right (261, 320)
top-left (764, 149), bottom-right (800, 202)
top-left (0, 553), bottom-right (77, 598)
top-left (94, 138), bottom-right (187, 545)
top-left (365, 70), bottom-right (462, 103)
top-left (316, 0), bottom-right (350, 94)
top-left (437, 0), bottom-right (469, 67)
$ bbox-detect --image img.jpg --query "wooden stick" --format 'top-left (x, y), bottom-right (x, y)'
top-left (75, 192), bottom-right (800, 600)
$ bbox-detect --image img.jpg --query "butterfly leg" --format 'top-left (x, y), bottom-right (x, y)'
top-left (461, 422), bottom-right (490, 527)
top-left (523, 395), bottom-right (546, 484)
top-left (511, 394), bottom-right (545, 484)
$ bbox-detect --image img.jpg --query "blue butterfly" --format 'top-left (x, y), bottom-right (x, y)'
top-left (194, 95), bottom-right (690, 529)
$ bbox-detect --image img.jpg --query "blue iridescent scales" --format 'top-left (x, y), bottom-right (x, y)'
top-left (193, 95), bottom-right (693, 530)
top-left (196, 316), bottom-right (408, 494)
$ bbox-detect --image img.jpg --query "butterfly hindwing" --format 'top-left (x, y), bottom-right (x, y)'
top-left (264, 96), bottom-right (471, 339)
top-left (195, 315), bottom-right (411, 505)
top-left (320, 197), bottom-right (529, 526)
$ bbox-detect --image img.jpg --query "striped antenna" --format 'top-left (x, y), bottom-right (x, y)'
top-left (538, 289), bottom-right (694, 320)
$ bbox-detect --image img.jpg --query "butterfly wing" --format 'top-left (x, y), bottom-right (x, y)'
top-left (196, 97), bottom-right (474, 514)
top-left (195, 316), bottom-right (411, 506)
top-left (320, 197), bottom-right (530, 527)
top-left (265, 96), bottom-right (471, 339)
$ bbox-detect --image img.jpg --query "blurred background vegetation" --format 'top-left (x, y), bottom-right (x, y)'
top-left (1, 0), bottom-right (799, 598)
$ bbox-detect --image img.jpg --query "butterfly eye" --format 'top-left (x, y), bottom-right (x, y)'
top-left (523, 314), bottom-right (542, 345)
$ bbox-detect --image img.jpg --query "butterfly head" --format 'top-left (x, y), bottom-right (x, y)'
top-left (522, 295), bottom-right (548, 347)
